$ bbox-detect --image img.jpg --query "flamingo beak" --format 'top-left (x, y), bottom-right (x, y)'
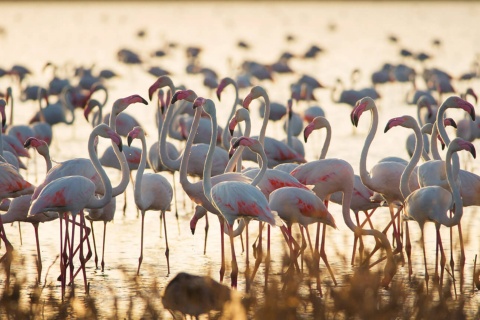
top-left (242, 94), bottom-right (253, 109)
top-left (303, 124), bottom-right (313, 143)
top-left (127, 135), bottom-right (133, 147)
top-left (148, 83), bottom-right (159, 101)
top-left (228, 117), bottom-right (237, 136)
top-left (171, 91), bottom-right (181, 104)
top-left (24, 137), bottom-right (34, 149)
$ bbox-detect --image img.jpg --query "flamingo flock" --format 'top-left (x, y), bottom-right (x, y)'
top-left (0, 55), bottom-right (479, 307)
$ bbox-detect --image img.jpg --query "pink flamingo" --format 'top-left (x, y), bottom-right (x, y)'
top-left (351, 97), bottom-right (421, 257)
top-left (387, 116), bottom-right (474, 292)
top-left (199, 97), bottom-right (283, 289)
top-left (303, 116), bottom-right (383, 266)
top-left (172, 90), bottom-right (251, 283)
top-left (29, 124), bottom-right (122, 297)
top-left (127, 126), bottom-right (173, 275)
top-left (216, 77), bottom-right (242, 151)
top-left (243, 86), bottom-right (306, 168)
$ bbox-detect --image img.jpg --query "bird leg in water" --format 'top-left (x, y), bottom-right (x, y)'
top-left (162, 210), bottom-right (170, 275)
top-left (228, 224), bottom-right (238, 289)
top-left (90, 220), bottom-right (99, 269)
top-left (420, 227), bottom-right (429, 295)
top-left (219, 216), bottom-right (226, 283)
top-left (435, 225), bottom-right (446, 291)
top-left (0, 221), bottom-right (13, 288)
top-left (245, 220), bottom-right (251, 293)
top-left (319, 223), bottom-right (337, 286)
top-left (78, 211), bottom-right (89, 294)
top-left (101, 221), bottom-right (107, 272)
top-left (137, 211), bottom-right (146, 275)
top-left (305, 225), bottom-right (323, 297)
top-left (404, 221), bottom-right (412, 282)
top-left (33, 223), bottom-right (42, 282)
top-left (250, 222), bottom-right (264, 284)
top-left (351, 208), bottom-right (377, 265)
top-left (203, 212), bottom-right (209, 255)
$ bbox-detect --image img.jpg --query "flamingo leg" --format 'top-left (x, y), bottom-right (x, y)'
top-left (299, 226), bottom-right (307, 272)
top-left (171, 171), bottom-right (179, 221)
top-left (420, 226), bottom-right (429, 295)
top-left (137, 211), bottom-right (145, 275)
top-left (162, 210), bottom-right (170, 275)
top-left (250, 221), bottom-right (264, 284)
top-left (437, 225), bottom-right (446, 290)
top-left (305, 225), bottom-right (322, 296)
top-left (90, 220), bottom-right (99, 269)
top-left (228, 223), bottom-right (238, 289)
top-left (405, 221), bottom-right (412, 282)
top-left (33, 223), bottom-right (42, 282)
top-left (79, 211), bottom-right (88, 293)
top-left (218, 216), bottom-right (225, 282)
top-left (123, 190), bottom-right (127, 216)
top-left (265, 224), bottom-right (271, 289)
top-left (319, 223), bottom-right (337, 285)
top-left (245, 220), bottom-right (251, 293)
top-left (457, 222), bottom-right (465, 291)
top-left (203, 211), bottom-right (209, 255)
top-left (18, 221), bottom-right (22, 245)
top-left (69, 214), bottom-right (76, 288)
top-left (129, 171), bottom-right (140, 218)
top-left (101, 221), bottom-right (107, 272)
top-left (0, 216), bottom-right (13, 288)
top-left (59, 214), bottom-right (66, 299)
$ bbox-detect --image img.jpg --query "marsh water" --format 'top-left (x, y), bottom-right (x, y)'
top-left (1, 1), bottom-right (480, 318)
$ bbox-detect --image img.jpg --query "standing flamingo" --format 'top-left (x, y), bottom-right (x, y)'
top-left (171, 90), bottom-right (250, 283)
top-left (199, 97), bottom-right (283, 289)
top-left (29, 124), bottom-right (122, 297)
top-left (127, 126), bottom-right (173, 275)
top-left (387, 116), bottom-right (474, 292)
top-left (242, 86), bottom-right (306, 168)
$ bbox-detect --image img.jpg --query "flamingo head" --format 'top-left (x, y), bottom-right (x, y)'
top-left (24, 137), bottom-right (49, 157)
top-left (216, 77), bottom-right (233, 101)
top-left (113, 94), bottom-right (148, 114)
top-left (465, 87), bottom-right (478, 104)
top-left (303, 116), bottom-right (329, 143)
top-left (97, 124), bottom-right (123, 152)
top-left (232, 136), bottom-right (262, 155)
top-left (194, 98), bottom-right (216, 118)
top-left (444, 96), bottom-right (475, 121)
top-left (171, 89), bottom-right (197, 104)
top-left (127, 126), bottom-right (145, 146)
top-left (0, 99), bottom-right (5, 128)
top-left (24, 137), bottom-right (45, 149)
top-left (228, 116), bottom-right (238, 136)
top-left (451, 138), bottom-right (476, 159)
top-left (444, 117), bottom-right (457, 129)
top-left (352, 97), bottom-right (376, 126)
top-left (384, 115), bottom-right (416, 133)
top-left (417, 95), bottom-right (433, 119)
top-left (84, 99), bottom-right (102, 122)
top-left (148, 76), bottom-right (174, 101)
top-left (242, 86), bottom-right (266, 109)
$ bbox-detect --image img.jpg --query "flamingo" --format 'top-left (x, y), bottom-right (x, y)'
top-left (303, 116), bottom-right (383, 265)
top-left (28, 85), bottom-right (76, 127)
top-left (127, 126), bottom-right (173, 275)
top-left (416, 96), bottom-right (476, 270)
top-left (243, 86), bottom-right (306, 168)
top-left (216, 77), bottom-right (242, 151)
top-left (171, 89), bottom-right (251, 283)
top-left (29, 124), bottom-right (122, 297)
top-left (387, 116), bottom-right (475, 292)
top-left (351, 97), bottom-right (421, 257)
top-left (199, 97), bottom-right (283, 289)
top-left (0, 99), bottom-right (25, 170)
top-left (282, 99), bottom-right (305, 157)
top-left (405, 96), bottom-right (434, 158)
top-left (149, 77), bottom-right (229, 178)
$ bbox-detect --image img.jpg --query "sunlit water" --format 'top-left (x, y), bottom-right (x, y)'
top-left (1, 1), bottom-right (480, 318)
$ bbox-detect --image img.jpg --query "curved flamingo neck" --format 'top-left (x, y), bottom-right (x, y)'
top-left (134, 133), bottom-right (147, 207)
top-left (430, 121), bottom-right (442, 160)
top-left (359, 106), bottom-right (378, 187)
top-left (160, 101), bottom-right (183, 171)
top-left (202, 105), bottom-right (218, 204)
top-left (436, 103), bottom-right (460, 177)
top-left (225, 113), bottom-right (251, 172)
top-left (8, 90), bottom-right (13, 126)
top-left (319, 122), bottom-right (331, 160)
top-left (87, 128), bottom-right (112, 209)
top-left (250, 147), bottom-right (268, 187)
top-left (60, 86), bottom-right (75, 125)
top-left (168, 102), bottom-right (188, 140)
top-left (221, 79), bottom-right (239, 151)
top-left (179, 105), bottom-right (202, 192)
top-left (258, 92), bottom-right (270, 147)
top-left (400, 122), bottom-right (423, 199)
top-left (441, 145), bottom-right (463, 227)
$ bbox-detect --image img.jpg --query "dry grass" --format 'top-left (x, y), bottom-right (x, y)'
top-left (1, 241), bottom-right (479, 319)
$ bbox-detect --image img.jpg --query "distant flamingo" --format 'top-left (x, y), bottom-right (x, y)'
top-left (127, 126), bottom-right (173, 275)
top-left (282, 99), bottom-right (305, 157)
top-left (29, 124), bottom-right (122, 297)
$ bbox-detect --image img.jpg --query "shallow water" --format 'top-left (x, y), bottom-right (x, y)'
top-left (1, 1), bottom-right (480, 318)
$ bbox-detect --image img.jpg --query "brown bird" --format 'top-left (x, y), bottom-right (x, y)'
top-left (162, 272), bottom-right (232, 319)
